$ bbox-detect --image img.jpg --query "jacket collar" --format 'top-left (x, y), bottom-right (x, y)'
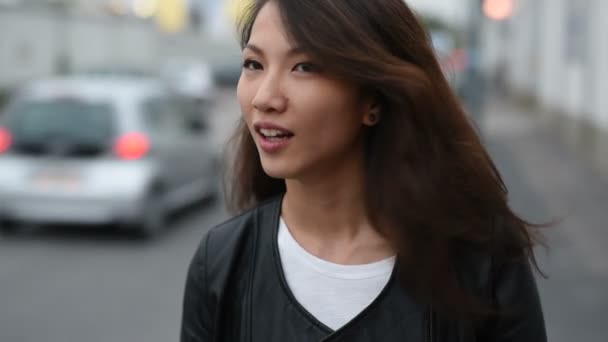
top-left (250, 194), bottom-right (427, 341)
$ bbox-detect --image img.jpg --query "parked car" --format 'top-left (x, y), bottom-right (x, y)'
top-left (160, 57), bottom-right (216, 104)
top-left (0, 76), bottom-right (218, 238)
top-left (430, 30), bottom-right (467, 93)
top-left (212, 62), bottom-right (242, 87)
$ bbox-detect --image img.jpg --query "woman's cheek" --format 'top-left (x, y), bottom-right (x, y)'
top-left (237, 86), bottom-right (254, 118)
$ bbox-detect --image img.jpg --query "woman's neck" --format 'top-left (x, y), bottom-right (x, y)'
top-left (283, 182), bottom-right (368, 237)
top-left (281, 157), bottom-right (393, 264)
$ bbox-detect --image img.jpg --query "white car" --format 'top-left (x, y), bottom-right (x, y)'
top-left (160, 58), bottom-right (216, 103)
top-left (0, 76), bottom-right (218, 238)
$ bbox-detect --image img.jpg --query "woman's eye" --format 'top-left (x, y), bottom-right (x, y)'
top-left (243, 59), bottom-right (262, 70)
top-left (293, 62), bottom-right (318, 73)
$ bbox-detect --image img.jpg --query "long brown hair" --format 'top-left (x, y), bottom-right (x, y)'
top-left (226, 0), bottom-right (545, 318)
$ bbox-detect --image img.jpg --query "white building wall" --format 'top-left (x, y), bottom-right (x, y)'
top-left (506, 0), bottom-right (537, 96)
top-left (0, 7), bottom-right (232, 90)
top-left (406, 0), bottom-right (473, 28)
top-left (591, 0), bottom-right (608, 128)
top-left (479, 20), bottom-right (504, 76)
top-left (64, 16), bottom-right (160, 72)
top-left (0, 10), bottom-right (56, 88)
top-left (482, 0), bottom-right (608, 127)
top-left (536, 0), bottom-right (566, 113)
top-left (566, 0), bottom-right (594, 119)
top-left (481, 0), bottom-right (608, 164)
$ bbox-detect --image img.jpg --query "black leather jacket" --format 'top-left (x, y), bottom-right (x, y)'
top-left (180, 196), bottom-right (546, 341)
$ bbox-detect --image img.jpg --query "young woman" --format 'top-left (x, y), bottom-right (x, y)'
top-left (180, 0), bottom-right (547, 341)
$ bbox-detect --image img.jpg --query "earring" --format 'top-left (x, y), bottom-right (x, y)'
top-left (369, 113), bottom-right (378, 123)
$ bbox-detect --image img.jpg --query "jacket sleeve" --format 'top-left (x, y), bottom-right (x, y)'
top-left (180, 232), bottom-right (213, 342)
top-left (481, 257), bottom-right (547, 342)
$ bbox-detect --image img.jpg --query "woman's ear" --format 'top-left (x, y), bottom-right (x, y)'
top-left (362, 94), bottom-right (383, 127)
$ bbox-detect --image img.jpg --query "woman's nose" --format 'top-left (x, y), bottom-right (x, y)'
top-left (251, 75), bottom-right (288, 113)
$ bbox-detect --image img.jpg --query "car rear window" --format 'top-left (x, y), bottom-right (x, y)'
top-left (5, 98), bottom-right (116, 156)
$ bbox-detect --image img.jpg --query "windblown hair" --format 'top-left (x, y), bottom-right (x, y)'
top-left (226, 0), bottom-right (545, 318)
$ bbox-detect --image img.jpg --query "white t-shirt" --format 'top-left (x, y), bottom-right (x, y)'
top-left (278, 217), bottom-right (395, 331)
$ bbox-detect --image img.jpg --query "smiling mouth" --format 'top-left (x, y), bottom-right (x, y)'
top-left (256, 128), bottom-right (294, 141)
top-left (254, 125), bottom-right (294, 153)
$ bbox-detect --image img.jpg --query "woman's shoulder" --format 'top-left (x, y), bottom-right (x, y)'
top-left (191, 195), bottom-right (282, 267)
top-left (454, 235), bottom-right (541, 314)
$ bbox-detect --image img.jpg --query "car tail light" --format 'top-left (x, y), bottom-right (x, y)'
top-left (0, 127), bottom-right (12, 154)
top-left (114, 132), bottom-right (149, 160)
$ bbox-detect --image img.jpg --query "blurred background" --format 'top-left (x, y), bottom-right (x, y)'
top-left (0, 0), bottom-right (606, 341)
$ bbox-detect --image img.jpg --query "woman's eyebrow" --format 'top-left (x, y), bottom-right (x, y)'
top-left (244, 43), bottom-right (264, 56)
top-left (244, 43), bottom-right (305, 57)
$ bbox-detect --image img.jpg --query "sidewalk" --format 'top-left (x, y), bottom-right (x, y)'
top-left (481, 98), bottom-right (608, 342)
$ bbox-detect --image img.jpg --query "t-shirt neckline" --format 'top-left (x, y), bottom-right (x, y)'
top-left (279, 217), bottom-right (396, 280)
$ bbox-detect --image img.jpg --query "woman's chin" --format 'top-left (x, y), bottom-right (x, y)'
top-left (261, 167), bottom-right (290, 179)
top-left (260, 161), bottom-right (297, 180)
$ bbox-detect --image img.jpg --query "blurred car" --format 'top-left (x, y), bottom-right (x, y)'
top-left (160, 58), bottom-right (216, 104)
top-left (0, 77), bottom-right (218, 238)
top-left (79, 66), bottom-right (152, 79)
top-left (430, 30), bottom-right (468, 93)
top-left (212, 62), bottom-right (242, 87)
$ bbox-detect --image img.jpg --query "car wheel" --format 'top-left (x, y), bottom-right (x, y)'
top-left (135, 191), bottom-right (167, 240)
top-left (0, 219), bottom-right (19, 236)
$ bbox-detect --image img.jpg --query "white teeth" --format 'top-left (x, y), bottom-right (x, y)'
top-left (260, 128), bottom-right (288, 137)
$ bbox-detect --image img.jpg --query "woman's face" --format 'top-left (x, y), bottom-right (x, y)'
top-left (237, 1), bottom-right (375, 181)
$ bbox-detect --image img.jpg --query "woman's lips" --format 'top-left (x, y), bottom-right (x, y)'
top-left (254, 121), bottom-right (294, 154)
top-left (257, 132), bottom-right (293, 153)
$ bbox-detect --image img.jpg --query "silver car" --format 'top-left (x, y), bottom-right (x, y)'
top-left (0, 77), bottom-right (218, 238)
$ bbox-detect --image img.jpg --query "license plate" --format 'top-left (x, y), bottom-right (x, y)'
top-left (31, 169), bottom-right (82, 190)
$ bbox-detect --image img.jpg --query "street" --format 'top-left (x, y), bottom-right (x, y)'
top-left (1, 91), bottom-right (607, 342)
top-left (483, 99), bottom-right (608, 342)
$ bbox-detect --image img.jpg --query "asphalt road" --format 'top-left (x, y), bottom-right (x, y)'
top-left (482, 100), bottom-right (608, 342)
top-left (1, 91), bottom-right (606, 342)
